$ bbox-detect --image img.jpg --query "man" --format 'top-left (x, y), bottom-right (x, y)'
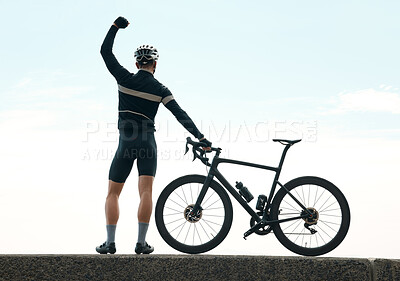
top-left (96, 16), bottom-right (211, 255)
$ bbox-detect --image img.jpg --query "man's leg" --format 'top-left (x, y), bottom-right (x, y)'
top-left (106, 180), bottom-right (125, 224)
top-left (105, 180), bottom-right (124, 246)
top-left (135, 175), bottom-right (155, 254)
top-left (135, 132), bottom-right (156, 253)
top-left (96, 180), bottom-right (124, 254)
top-left (137, 175), bottom-right (154, 223)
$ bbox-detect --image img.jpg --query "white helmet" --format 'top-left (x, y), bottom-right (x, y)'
top-left (134, 45), bottom-right (159, 64)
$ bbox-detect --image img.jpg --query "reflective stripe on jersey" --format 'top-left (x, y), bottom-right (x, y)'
top-left (118, 84), bottom-right (162, 103)
top-left (118, 110), bottom-right (152, 121)
top-left (162, 95), bottom-right (175, 105)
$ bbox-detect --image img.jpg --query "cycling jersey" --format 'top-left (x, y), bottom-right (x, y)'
top-left (100, 25), bottom-right (204, 139)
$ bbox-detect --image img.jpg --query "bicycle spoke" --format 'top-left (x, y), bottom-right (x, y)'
top-left (282, 218), bottom-right (300, 232)
top-left (280, 205), bottom-right (300, 213)
top-left (193, 224), bottom-right (196, 245)
top-left (319, 219), bottom-right (340, 231)
top-left (206, 207), bottom-right (225, 211)
top-left (314, 188), bottom-right (326, 208)
top-left (282, 200), bottom-right (301, 213)
top-left (301, 185), bottom-right (306, 208)
top-left (184, 223), bottom-right (192, 244)
top-left (167, 198), bottom-right (186, 209)
top-left (320, 207), bottom-right (341, 213)
top-left (315, 223), bottom-right (333, 240)
top-left (319, 218), bottom-right (341, 225)
top-left (313, 186), bottom-right (319, 207)
top-left (190, 184), bottom-right (194, 204)
top-left (175, 221), bottom-right (187, 239)
top-left (202, 190), bottom-right (215, 206)
top-left (319, 201), bottom-right (337, 213)
top-left (202, 219), bottom-right (218, 234)
top-left (294, 188), bottom-right (305, 207)
top-left (181, 186), bottom-right (188, 205)
top-left (198, 221), bottom-right (211, 240)
top-left (203, 214), bottom-right (224, 218)
top-left (175, 190), bottom-right (188, 206)
top-left (165, 206), bottom-right (183, 214)
top-left (293, 227), bottom-right (305, 244)
top-left (204, 198), bottom-right (221, 210)
top-left (163, 212), bottom-right (182, 216)
top-left (276, 181), bottom-right (346, 251)
top-left (318, 194), bottom-right (333, 212)
top-left (203, 218), bottom-right (223, 227)
top-left (319, 213), bottom-right (341, 218)
top-left (161, 180), bottom-right (228, 248)
top-left (317, 229), bottom-right (326, 245)
top-left (285, 220), bottom-right (303, 238)
top-left (165, 217), bottom-right (185, 226)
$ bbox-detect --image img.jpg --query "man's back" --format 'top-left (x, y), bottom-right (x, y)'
top-left (100, 24), bottom-right (204, 138)
top-left (116, 69), bottom-right (172, 130)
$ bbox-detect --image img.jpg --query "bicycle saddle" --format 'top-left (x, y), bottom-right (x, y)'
top-left (273, 139), bottom-right (302, 145)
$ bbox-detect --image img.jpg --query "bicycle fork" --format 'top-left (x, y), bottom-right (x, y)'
top-left (189, 173), bottom-right (214, 217)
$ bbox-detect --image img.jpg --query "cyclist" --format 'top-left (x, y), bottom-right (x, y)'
top-left (96, 16), bottom-right (211, 254)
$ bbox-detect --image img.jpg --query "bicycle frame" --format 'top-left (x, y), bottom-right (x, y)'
top-left (192, 143), bottom-right (311, 227)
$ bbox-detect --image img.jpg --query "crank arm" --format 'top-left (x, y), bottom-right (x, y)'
top-left (243, 220), bottom-right (267, 239)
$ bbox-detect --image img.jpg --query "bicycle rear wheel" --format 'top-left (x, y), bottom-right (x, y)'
top-left (155, 174), bottom-right (233, 254)
top-left (271, 176), bottom-right (350, 256)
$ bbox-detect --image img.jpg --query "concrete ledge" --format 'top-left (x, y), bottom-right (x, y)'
top-left (0, 255), bottom-right (398, 281)
top-left (373, 259), bottom-right (400, 281)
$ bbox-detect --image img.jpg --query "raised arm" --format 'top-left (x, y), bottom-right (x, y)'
top-left (100, 17), bottom-right (131, 82)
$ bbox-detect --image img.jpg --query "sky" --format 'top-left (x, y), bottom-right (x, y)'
top-left (0, 0), bottom-right (399, 258)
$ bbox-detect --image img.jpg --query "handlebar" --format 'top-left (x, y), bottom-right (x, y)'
top-left (185, 137), bottom-right (221, 166)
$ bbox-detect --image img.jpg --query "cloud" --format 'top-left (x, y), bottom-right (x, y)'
top-left (330, 88), bottom-right (400, 114)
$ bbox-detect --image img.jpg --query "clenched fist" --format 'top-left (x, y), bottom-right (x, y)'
top-left (114, 16), bottom-right (129, 29)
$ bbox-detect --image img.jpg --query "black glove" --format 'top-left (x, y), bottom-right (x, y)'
top-left (199, 138), bottom-right (212, 148)
top-left (114, 17), bottom-right (129, 29)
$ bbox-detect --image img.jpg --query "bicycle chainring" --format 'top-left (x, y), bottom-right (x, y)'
top-left (250, 212), bottom-right (272, 235)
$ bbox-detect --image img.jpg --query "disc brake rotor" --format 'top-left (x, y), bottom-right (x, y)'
top-left (302, 207), bottom-right (319, 225)
top-left (184, 204), bottom-right (202, 223)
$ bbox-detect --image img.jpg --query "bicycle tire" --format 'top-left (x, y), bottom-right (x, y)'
top-left (155, 174), bottom-right (233, 254)
top-left (271, 176), bottom-right (350, 256)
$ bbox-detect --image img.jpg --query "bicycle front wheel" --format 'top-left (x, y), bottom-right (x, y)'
top-left (155, 174), bottom-right (233, 254)
top-left (271, 176), bottom-right (350, 256)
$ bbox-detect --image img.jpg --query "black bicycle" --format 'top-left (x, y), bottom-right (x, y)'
top-left (155, 137), bottom-right (350, 256)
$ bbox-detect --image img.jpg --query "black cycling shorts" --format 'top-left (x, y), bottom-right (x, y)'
top-left (109, 129), bottom-right (157, 183)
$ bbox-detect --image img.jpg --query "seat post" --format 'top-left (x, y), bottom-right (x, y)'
top-left (265, 143), bottom-right (293, 214)
top-left (276, 144), bottom-right (292, 175)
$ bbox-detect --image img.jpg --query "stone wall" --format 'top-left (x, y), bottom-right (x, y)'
top-left (0, 255), bottom-right (399, 281)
